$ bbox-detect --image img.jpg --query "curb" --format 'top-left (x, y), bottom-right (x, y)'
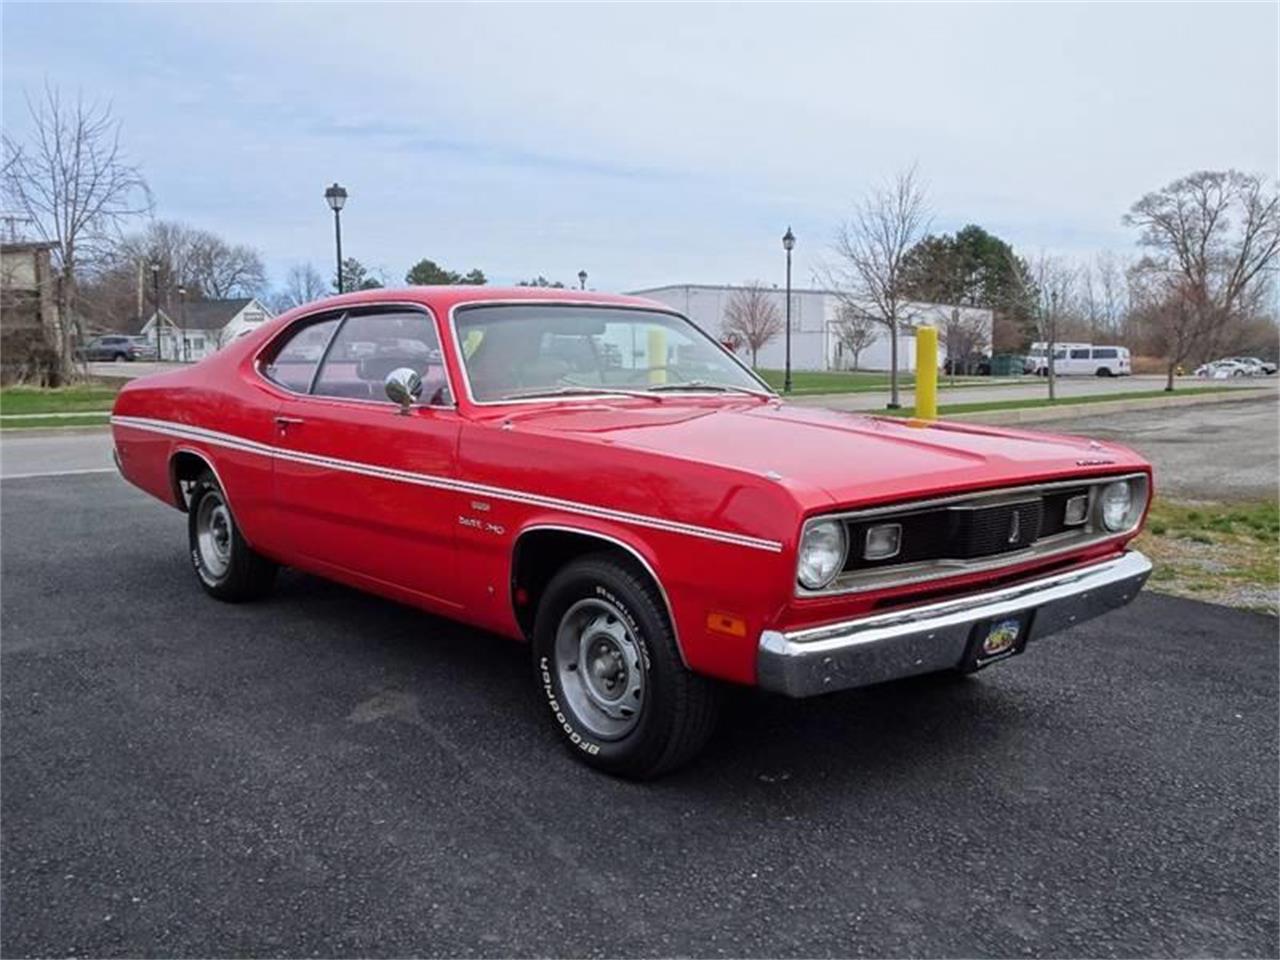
top-left (946, 389), bottom-right (1271, 425)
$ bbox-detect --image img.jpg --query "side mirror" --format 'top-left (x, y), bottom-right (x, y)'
top-left (384, 367), bottom-right (423, 414)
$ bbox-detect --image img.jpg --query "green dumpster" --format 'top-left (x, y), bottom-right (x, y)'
top-left (990, 354), bottom-right (1023, 376)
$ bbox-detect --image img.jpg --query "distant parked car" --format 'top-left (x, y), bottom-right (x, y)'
top-left (1224, 356), bottom-right (1276, 376)
top-left (1194, 360), bottom-right (1249, 379)
top-left (128, 337), bottom-right (159, 361)
top-left (76, 335), bottom-right (152, 362)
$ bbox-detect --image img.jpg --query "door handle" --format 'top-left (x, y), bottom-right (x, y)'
top-left (274, 415), bottom-right (305, 429)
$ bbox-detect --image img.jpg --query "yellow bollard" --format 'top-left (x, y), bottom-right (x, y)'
top-left (647, 327), bottom-right (667, 385)
top-left (914, 325), bottom-right (938, 421)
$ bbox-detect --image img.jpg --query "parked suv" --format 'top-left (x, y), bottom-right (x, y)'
top-left (76, 335), bottom-right (157, 362)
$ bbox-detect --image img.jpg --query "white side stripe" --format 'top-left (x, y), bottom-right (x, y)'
top-left (111, 415), bottom-right (784, 553)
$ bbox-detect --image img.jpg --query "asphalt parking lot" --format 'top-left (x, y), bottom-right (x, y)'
top-left (1, 472), bottom-right (1277, 958)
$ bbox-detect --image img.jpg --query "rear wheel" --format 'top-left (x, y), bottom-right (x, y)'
top-left (113, 352), bottom-right (129, 362)
top-left (187, 471), bottom-right (277, 601)
top-left (532, 554), bottom-right (720, 779)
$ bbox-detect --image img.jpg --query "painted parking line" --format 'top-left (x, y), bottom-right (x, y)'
top-left (0, 467), bottom-right (117, 481)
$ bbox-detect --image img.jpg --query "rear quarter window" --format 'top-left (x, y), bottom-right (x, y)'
top-left (262, 316), bottom-right (341, 392)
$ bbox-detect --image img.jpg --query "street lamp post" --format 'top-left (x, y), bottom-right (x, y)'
top-left (782, 227), bottom-right (795, 393)
top-left (578, 269), bottom-right (588, 291)
top-left (324, 182), bottom-right (348, 293)
top-left (177, 285), bottom-right (188, 362)
top-left (1047, 289), bottom-right (1058, 402)
top-left (151, 262), bottom-right (162, 361)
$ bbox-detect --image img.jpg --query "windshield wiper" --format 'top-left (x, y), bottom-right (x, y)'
top-left (498, 386), bottom-right (664, 402)
top-left (647, 380), bottom-right (774, 400)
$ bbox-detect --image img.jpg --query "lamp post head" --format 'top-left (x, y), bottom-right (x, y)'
top-left (150, 262), bottom-right (160, 275)
top-left (177, 286), bottom-right (187, 298)
top-left (324, 182), bottom-right (348, 212)
top-left (577, 269), bottom-right (588, 289)
top-left (782, 227), bottom-right (795, 252)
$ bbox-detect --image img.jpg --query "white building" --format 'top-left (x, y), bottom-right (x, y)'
top-left (629, 284), bottom-right (993, 373)
top-left (140, 297), bottom-right (273, 362)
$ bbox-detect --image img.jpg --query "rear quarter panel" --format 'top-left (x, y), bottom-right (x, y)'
top-left (111, 342), bottom-right (284, 558)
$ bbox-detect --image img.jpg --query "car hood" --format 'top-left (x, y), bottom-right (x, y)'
top-left (498, 399), bottom-right (1149, 511)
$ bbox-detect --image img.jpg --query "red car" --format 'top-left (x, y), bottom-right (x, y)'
top-left (112, 287), bottom-right (1154, 777)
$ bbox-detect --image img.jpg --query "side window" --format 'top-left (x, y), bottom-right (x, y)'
top-left (1070, 348), bottom-right (1090, 359)
top-left (1093, 348), bottom-right (1117, 359)
top-left (263, 316), bottom-right (341, 392)
top-left (311, 310), bottom-right (449, 404)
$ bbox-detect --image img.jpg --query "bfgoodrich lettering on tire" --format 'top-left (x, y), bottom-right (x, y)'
top-left (532, 553), bottom-right (720, 779)
top-left (187, 470), bottom-right (278, 602)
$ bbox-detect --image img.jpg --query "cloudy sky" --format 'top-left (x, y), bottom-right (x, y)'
top-left (3, 2), bottom-right (1276, 294)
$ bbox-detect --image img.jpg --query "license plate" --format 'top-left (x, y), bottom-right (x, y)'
top-left (963, 614), bottom-right (1032, 670)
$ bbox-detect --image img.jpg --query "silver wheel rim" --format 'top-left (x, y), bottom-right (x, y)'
top-left (554, 597), bottom-right (644, 740)
top-left (195, 491), bottom-right (233, 580)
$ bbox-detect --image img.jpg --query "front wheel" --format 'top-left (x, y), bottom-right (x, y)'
top-left (187, 471), bottom-right (278, 601)
top-left (532, 555), bottom-right (720, 778)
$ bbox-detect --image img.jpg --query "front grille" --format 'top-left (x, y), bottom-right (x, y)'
top-left (953, 499), bottom-right (1043, 557)
top-left (845, 498), bottom-right (1044, 571)
top-left (802, 473), bottom-right (1148, 597)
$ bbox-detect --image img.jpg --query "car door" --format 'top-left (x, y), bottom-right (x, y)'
top-left (265, 305), bottom-right (464, 610)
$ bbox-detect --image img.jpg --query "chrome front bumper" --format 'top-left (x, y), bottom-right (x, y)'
top-left (757, 550), bottom-right (1152, 697)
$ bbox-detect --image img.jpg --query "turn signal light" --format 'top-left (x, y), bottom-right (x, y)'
top-left (706, 612), bottom-right (747, 638)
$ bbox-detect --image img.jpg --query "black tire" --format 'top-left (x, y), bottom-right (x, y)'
top-left (532, 554), bottom-right (720, 779)
top-left (1096, 367), bottom-right (1112, 377)
top-left (114, 352), bottom-right (129, 362)
top-left (187, 471), bottom-right (277, 601)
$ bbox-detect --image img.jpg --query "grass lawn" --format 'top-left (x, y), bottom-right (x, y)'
top-left (876, 385), bottom-right (1250, 418)
top-left (755, 369), bottom-right (911, 394)
top-left (1137, 499), bottom-right (1279, 615)
top-left (0, 385), bottom-right (121, 415)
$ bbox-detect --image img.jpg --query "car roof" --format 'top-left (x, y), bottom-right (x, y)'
top-left (288, 285), bottom-right (668, 318)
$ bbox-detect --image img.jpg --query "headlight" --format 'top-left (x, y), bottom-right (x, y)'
top-left (1099, 480), bottom-right (1134, 531)
top-left (797, 519), bottom-right (847, 590)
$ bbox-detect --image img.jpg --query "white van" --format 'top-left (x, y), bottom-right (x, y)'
top-left (1061, 345), bottom-right (1130, 377)
top-left (1030, 342), bottom-right (1131, 377)
top-left (1028, 342), bottom-right (1087, 376)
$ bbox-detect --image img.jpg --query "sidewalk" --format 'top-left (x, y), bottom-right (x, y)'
top-left (791, 374), bottom-right (1273, 413)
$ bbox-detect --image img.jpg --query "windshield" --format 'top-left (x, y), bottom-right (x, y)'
top-left (454, 304), bottom-right (769, 402)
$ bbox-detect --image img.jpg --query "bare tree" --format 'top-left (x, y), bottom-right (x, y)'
top-left (822, 164), bottom-right (931, 408)
top-left (833, 302), bottom-right (877, 370)
top-left (939, 307), bottom-right (991, 383)
top-left (1081, 251), bottom-right (1129, 342)
top-left (1124, 170), bottom-right (1279, 390)
top-left (1010, 252), bottom-right (1078, 400)
top-left (722, 281), bottom-right (782, 367)
top-left (272, 263), bottom-right (328, 312)
top-left (187, 233), bottom-right (265, 299)
top-left (1, 85), bottom-right (150, 378)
